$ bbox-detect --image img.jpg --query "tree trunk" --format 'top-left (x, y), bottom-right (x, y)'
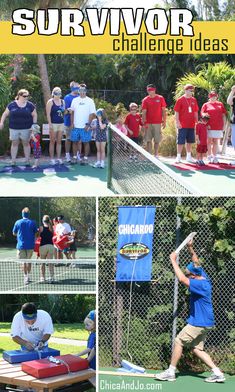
top-left (37, 54), bottom-right (51, 106)
top-left (11, 54), bottom-right (24, 82)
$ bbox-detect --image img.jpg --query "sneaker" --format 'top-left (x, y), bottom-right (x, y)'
top-left (10, 161), bottom-right (16, 166)
top-left (93, 161), bottom-right (101, 168)
top-left (66, 154), bottom-right (71, 163)
top-left (24, 276), bottom-right (29, 285)
top-left (50, 159), bottom-right (56, 165)
top-left (207, 155), bottom-right (213, 163)
top-left (213, 157), bottom-right (219, 164)
top-left (175, 157), bottom-right (181, 164)
top-left (205, 374), bottom-right (225, 383)
top-left (40, 277), bottom-right (45, 283)
top-left (57, 158), bottom-right (63, 165)
top-left (71, 156), bottom-right (77, 164)
top-left (200, 160), bottom-right (206, 166)
top-left (154, 370), bottom-right (176, 382)
top-left (77, 153), bottom-right (81, 162)
top-left (230, 160), bottom-right (235, 165)
top-left (154, 155), bottom-right (159, 159)
top-left (196, 160), bottom-right (201, 165)
top-left (100, 161), bottom-right (105, 169)
top-left (186, 157), bottom-right (196, 163)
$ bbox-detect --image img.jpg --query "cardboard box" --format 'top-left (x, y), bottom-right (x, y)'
top-left (22, 355), bottom-right (89, 379)
top-left (3, 348), bottom-right (60, 364)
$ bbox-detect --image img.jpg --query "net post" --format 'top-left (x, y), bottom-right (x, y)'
top-left (107, 125), bottom-right (113, 190)
top-left (171, 197), bottom-right (181, 353)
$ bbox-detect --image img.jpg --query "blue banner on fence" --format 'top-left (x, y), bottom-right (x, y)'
top-left (116, 206), bottom-right (156, 282)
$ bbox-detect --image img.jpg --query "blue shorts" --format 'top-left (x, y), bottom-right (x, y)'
top-left (70, 128), bottom-right (92, 143)
top-left (177, 128), bottom-right (195, 144)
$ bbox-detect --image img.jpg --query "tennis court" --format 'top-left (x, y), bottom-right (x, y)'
top-left (99, 369), bottom-right (234, 392)
top-left (0, 158), bottom-right (113, 197)
top-left (107, 125), bottom-right (235, 196)
top-left (0, 258), bottom-right (96, 293)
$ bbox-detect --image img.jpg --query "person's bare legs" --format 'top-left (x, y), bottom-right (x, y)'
top-left (146, 141), bottom-right (152, 154)
top-left (84, 142), bottom-right (90, 159)
top-left (154, 142), bottom-right (159, 157)
top-left (49, 129), bottom-right (56, 161)
top-left (56, 131), bottom-right (63, 160)
top-left (22, 140), bottom-right (31, 162)
top-left (11, 140), bottom-right (19, 163)
top-left (170, 342), bottom-right (183, 367)
top-left (207, 137), bottom-right (212, 158)
top-left (192, 348), bottom-right (216, 369)
top-left (95, 142), bottom-right (101, 163)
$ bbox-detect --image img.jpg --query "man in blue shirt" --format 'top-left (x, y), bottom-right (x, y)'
top-left (64, 81), bottom-right (80, 163)
top-left (12, 207), bottom-right (38, 285)
top-left (155, 240), bottom-right (225, 383)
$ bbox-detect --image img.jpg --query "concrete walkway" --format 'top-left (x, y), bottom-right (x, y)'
top-left (0, 332), bottom-right (86, 346)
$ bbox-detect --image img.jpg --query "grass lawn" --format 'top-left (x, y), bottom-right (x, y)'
top-left (0, 337), bottom-right (86, 357)
top-left (0, 322), bottom-right (88, 340)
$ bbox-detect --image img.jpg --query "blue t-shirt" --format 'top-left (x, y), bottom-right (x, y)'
top-left (50, 100), bottom-right (65, 124)
top-left (87, 331), bottom-right (96, 370)
top-left (8, 101), bottom-right (35, 130)
top-left (187, 278), bottom-right (215, 327)
top-left (13, 218), bottom-right (38, 250)
top-left (64, 93), bottom-right (79, 126)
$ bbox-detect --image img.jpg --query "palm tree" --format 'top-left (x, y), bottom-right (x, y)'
top-left (175, 61), bottom-right (235, 153)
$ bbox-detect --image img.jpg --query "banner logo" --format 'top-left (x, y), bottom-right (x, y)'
top-left (119, 242), bottom-right (150, 260)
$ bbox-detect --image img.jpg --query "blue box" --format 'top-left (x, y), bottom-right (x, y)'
top-left (3, 347), bottom-right (60, 364)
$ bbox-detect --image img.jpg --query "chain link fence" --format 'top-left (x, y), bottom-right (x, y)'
top-left (98, 196), bottom-right (235, 374)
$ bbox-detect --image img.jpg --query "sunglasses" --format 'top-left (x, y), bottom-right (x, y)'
top-left (22, 95), bottom-right (29, 98)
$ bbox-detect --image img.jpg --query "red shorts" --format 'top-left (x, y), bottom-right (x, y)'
top-left (197, 145), bottom-right (207, 153)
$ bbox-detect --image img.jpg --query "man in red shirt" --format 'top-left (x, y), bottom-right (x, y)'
top-left (174, 84), bottom-right (199, 163)
top-left (124, 102), bottom-right (142, 144)
top-left (142, 84), bottom-right (167, 158)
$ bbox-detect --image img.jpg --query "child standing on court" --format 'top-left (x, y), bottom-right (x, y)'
top-left (196, 114), bottom-right (210, 166)
top-left (124, 102), bottom-right (142, 144)
top-left (30, 124), bottom-right (41, 168)
top-left (92, 108), bottom-right (109, 169)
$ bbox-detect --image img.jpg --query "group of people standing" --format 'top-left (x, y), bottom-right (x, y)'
top-left (1, 82), bottom-right (235, 168)
top-left (120, 83), bottom-right (235, 166)
top-left (0, 82), bottom-right (108, 168)
top-left (13, 207), bottom-right (76, 284)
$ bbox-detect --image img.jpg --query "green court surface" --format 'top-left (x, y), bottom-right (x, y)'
top-left (99, 369), bottom-right (234, 392)
top-left (0, 161), bottom-right (113, 196)
top-left (0, 246), bottom-right (96, 292)
top-left (163, 158), bottom-right (235, 196)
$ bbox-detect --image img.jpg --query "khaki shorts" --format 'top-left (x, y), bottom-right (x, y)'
top-left (64, 125), bottom-right (71, 140)
top-left (39, 244), bottom-right (54, 259)
top-left (51, 123), bottom-right (64, 133)
top-left (175, 324), bottom-right (211, 350)
top-left (17, 249), bottom-right (33, 259)
top-left (10, 129), bottom-right (31, 142)
top-left (145, 123), bottom-right (162, 143)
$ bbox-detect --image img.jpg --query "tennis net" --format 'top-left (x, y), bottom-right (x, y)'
top-left (107, 124), bottom-right (200, 195)
top-left (0, 258), bottom-right (96, 293)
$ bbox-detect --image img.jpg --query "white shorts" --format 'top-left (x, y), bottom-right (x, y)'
top-left (208, 130), bottom-right (223, 139)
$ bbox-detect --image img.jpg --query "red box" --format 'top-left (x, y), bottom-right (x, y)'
top-left (21, 354), bottom-right (89, 379)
